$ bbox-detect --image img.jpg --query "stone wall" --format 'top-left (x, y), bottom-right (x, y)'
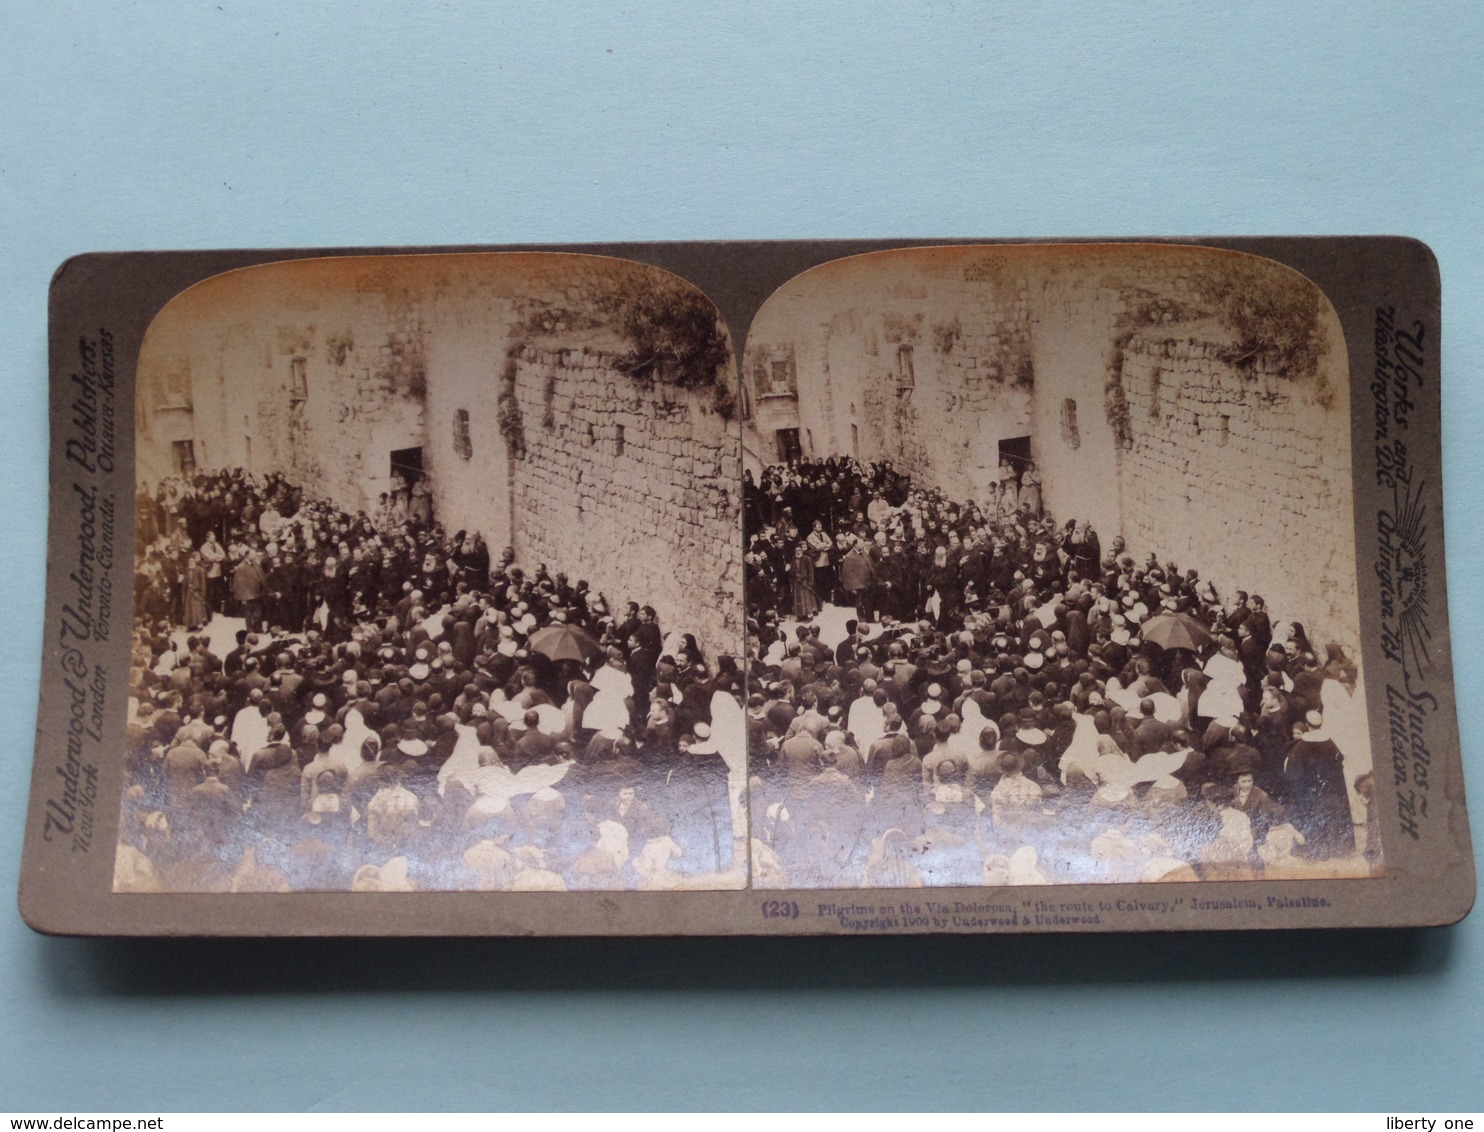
top-left (506, 345), bottom-right (742, 659)
top-left (1115, 322), bottom-right (1356, 657)
top-left (262, 292), bottom-right (427, 511)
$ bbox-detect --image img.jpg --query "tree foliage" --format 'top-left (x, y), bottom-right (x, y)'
top-left (600, 273), bottom-right (732, 391)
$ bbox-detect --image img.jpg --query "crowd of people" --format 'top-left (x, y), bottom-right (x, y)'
top-left (118, 467), bottom-right (747, 894)
top-left (743, 456), bottom-right (1378, 890)
top-left (118, 454), bottom-right (1380, 897)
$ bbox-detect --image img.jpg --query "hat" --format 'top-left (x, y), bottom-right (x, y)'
top-left (1016, 727), bottom-right (1048, 746)
top-left (1225, 746), bottom-right (1261, 776)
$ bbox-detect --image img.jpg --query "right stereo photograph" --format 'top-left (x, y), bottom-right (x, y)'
top-left (740, 243), bottom-right (1377, 891)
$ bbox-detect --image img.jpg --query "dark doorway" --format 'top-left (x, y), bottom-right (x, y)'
top-left (172, 439), bottom-right (197, 476)
top-left (390, 446), bottom-right (424, 487)
top-left (998, 435), bottom-right (1032, 475)
top-left (775, 428), bottom-right (802, 465)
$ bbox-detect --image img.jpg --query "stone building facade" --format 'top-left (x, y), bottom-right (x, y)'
top-left (741, 244), bottom-right (1360, 659)
top-left (136, 263), bottom-right (429, 512)
top-left (136, 254), bottom-right (742, 657)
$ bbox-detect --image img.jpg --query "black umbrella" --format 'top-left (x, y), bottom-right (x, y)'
top-left (1138, 611), bottom-right (1213, 652)
top-left (527, 623), bottom-right (602, 664)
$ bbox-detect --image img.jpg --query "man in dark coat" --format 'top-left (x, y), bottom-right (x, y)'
top-left (232, 552), bottom-right (267, 633)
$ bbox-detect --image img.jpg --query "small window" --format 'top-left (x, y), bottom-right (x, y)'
top-left (614, 423), bottom-right (625, 456)
top-left (896, 344), bottom-right (915, 390)
top-left (1218, 414), bottom-right (1230, 447)
top-left (453, 408), bottom-right (473, 459)
top-left (752, 351), bottom-right (797, 399)
top-left (289, 357), bottom-right (308, 404)
top-left (1061, 397), bottom-right (1081, 449)
top-left (159, 361), bottom-right (193, 410)
top-left (587, 422), bottom-right (597, 445)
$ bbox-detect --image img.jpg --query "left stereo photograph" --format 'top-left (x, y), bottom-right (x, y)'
top-left (114, 253), bottom-right (748, 894)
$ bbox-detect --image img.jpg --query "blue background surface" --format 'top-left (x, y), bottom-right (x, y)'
top-left (2, 1), bottom-right (1481, 1111)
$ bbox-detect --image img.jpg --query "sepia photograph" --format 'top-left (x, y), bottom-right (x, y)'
top-left (742, 244), bottom-right (1379, 890)
top-left (117, 252), bottom-right (748, 894)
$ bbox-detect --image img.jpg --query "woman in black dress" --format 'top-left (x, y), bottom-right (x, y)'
top-left (1283, 712), bottom-right (1356, 859)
